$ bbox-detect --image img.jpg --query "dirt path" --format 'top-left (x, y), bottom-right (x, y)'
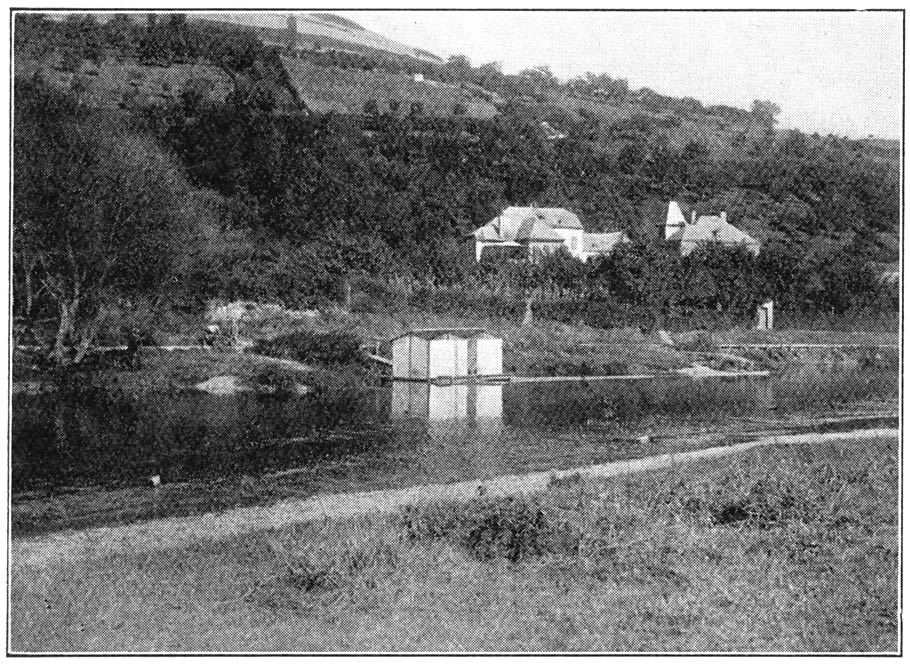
top-left (11, 428), bottom-right (897, 570)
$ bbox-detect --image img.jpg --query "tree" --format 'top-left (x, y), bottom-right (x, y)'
top-left (444, 54), bottom-right (472, 81)
top-left (751, 99), bottom-right (781, 128)
top-left (14, 82), bottom-right (184, 363)
top-left (518, 65), bottom-right (559, 96)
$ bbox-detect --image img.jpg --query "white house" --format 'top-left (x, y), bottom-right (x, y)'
top-left (664, 202), bottom-right (760, 256)
top-left (472, 206), bottom-right (628, 262)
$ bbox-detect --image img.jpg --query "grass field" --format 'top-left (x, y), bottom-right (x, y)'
top-left (11, 436), bottom-right (898, 653)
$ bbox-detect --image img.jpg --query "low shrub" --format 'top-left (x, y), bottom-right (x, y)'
top-left (277, 535), bottom-right (402, 599)
top-left (402, 495), bottom-right (579, 563)
top-left (252, 329), bottom-right (364, 366)
top-left (253, 368), bottom-right (299, 395)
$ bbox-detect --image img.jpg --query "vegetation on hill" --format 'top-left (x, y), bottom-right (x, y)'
top-left (281, 57), bottom-right (497, 118)
top-left (12, 13), bottom-right (900, 364)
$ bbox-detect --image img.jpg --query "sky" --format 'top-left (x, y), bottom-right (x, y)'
top-left (335, 10), bottom-right (902, 139)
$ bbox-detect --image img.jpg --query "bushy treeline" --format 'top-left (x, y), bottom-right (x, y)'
top-left (443, 239), bottom-right (893, 326)
top-left (14, 13), bottom-right (810, 133)
top-left (12, 20), bottom-right (900, 362)
top-left (134, 79), bottom-right (897, 308)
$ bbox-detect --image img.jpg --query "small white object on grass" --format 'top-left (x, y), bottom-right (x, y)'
top-left (149, 475), bottom-right (162, 488)
top-left (638, 435), bottom-right (652, 444)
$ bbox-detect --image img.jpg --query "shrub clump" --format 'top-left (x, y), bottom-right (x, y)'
top-left (253, 368), bottom-right (299, 396)
top-left (402, 495), bottom-right (579, 563)
top-left (278, 537), bottom-right (402, 598)
top-left (252, 329), bottom-right (364, 366)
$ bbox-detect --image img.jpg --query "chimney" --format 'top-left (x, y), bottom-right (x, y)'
top-left (720, 211), bottom-right (728, 224)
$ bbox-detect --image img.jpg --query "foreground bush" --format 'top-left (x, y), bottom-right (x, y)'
top-left (252, 329), bottom-right (365, 366)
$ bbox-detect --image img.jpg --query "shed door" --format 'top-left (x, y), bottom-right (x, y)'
top-left (411, 337), bottom-right (428, 379)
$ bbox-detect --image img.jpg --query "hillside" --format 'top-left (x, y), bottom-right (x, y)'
top-left (188, 13), bottom-right (443, 65)
top-left (15, 49), bottom-right (233, 110)
top-left (281, 57), bottom-right (498, 118)
top-left (14, 13), bottom-right (899, 164)
top-left (12, 11), bottom-right (900, 351)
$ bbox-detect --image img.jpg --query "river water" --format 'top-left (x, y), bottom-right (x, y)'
top-left (11, 364), bottom-right (898, 535)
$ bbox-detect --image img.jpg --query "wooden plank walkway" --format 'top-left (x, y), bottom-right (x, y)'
top-left (508, 368), bottom-right (770, 384)
top-left (718, 343), bottom-right (899, 350)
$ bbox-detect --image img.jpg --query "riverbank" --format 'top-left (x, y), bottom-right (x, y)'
top-left (11, 434), bottom-right (897, 652)
top-left (14, 301), bottom-right (898, 394)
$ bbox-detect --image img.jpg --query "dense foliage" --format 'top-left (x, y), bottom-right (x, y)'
top-left (13, 80), bottom-right (188, 361)
top-left (12, 14), bottom-right (900, 360)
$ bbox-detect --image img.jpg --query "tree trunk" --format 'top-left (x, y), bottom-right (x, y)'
top-left (344, 279), bottom-right (352, 312)
top-left (51, 297), bottom-right (78, 364)
top-left (72, 326), bottom-right (97, 365)
top-left (522, 295), bottom-right (534, 326)
top-left (24, 259), bottom-right (33, 318)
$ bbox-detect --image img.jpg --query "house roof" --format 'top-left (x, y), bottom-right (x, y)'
top-left (472, 206), bottom-right (582, 242)
top-left (516, 216), bottom-right (564, 242)
top-left (583, 231), bottom-right (629, 254)
top-left (666, 201), bottom-right (686, 227)
top-left (668, 216), bottom-right (760, 254)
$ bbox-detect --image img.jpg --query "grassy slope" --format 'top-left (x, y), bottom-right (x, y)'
top-left (16, 50), bottom-right (233, 109)
top-left (281, 57), bottom-right (498, 118)
top-left (11, 437), bottom-right (898, 653)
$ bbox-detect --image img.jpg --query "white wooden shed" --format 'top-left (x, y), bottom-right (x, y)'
top-left (392, 328), bottom-right (503, 380)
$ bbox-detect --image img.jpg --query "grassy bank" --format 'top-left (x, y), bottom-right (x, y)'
top-left (235, 306), bottom-right (697, 375)
top-left (11, 437), bottom-right (898, 652)
top-left (14, 295), bottom-right (899, 396)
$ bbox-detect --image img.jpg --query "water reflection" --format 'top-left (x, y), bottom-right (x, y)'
top-left (12, 364), bottom-right (897, 515)
top-left (391, 381), bottom-right (503, 421)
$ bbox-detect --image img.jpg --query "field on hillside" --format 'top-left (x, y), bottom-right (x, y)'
top-left (282, 57), bottom-right (498, 118)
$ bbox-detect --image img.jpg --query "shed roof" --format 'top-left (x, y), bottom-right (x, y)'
top-left (393, 327), bottom-right (488, 341)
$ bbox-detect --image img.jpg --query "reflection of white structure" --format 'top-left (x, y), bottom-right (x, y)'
top-left (391, 382), bottom-right (503, 420)
top-left (392, 328), bottom-right (503, 380)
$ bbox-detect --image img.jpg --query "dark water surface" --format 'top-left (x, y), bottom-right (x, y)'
top-left (11, 365), bottom-right (898, 535)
